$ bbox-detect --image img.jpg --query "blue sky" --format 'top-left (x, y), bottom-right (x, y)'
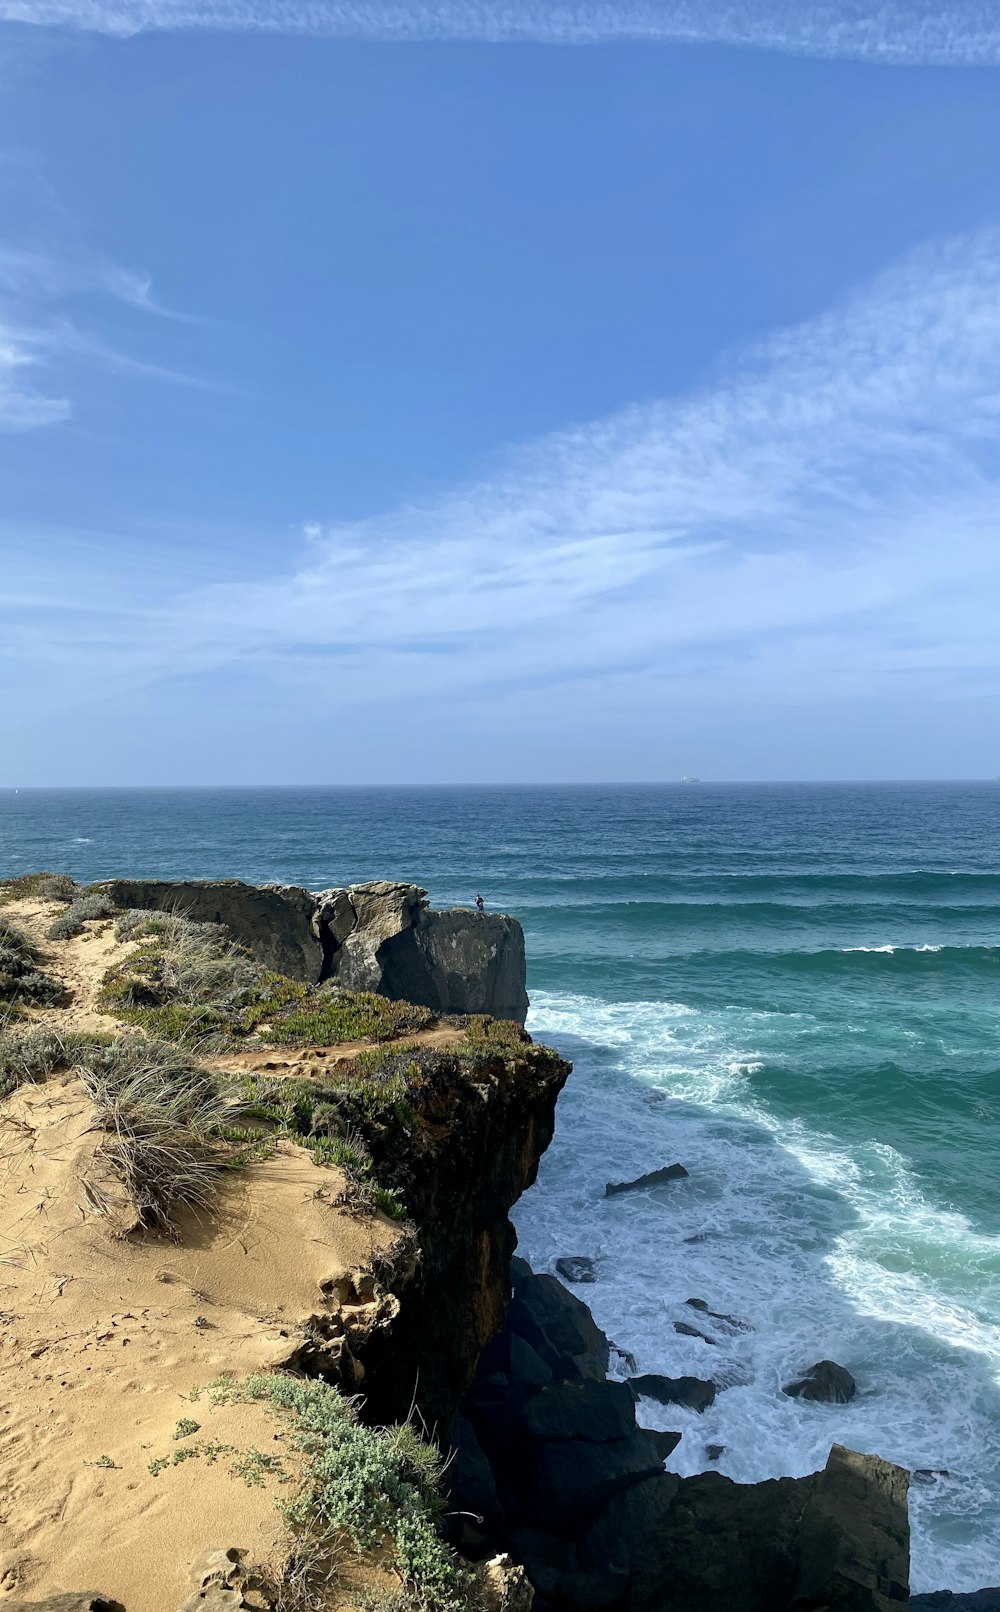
top-left (3, 3), bottom-right (1000, 783)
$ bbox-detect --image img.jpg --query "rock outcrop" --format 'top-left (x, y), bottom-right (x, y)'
top-left (783, 1358), bottom-right (857, 1404)
top-left (452, 1263), bottom-right (911, 1612)
top-left (348, 1046), bottom-right (571, 1432)
top-left (98, 877), bottom-right (529, 1021)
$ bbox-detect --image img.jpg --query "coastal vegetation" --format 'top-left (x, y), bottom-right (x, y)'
top-left (99, 909), bottom-right (435, 1046)
top-left (0, 913), bottom-right (66, 1011)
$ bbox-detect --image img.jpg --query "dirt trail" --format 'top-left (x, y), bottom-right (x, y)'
top-left (5, 897), bottom-right (122, 1036)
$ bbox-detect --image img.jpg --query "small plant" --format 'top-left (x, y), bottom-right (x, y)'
top-left (0, 1025), bottom-right (97, 1099)
top-left (0, 916), bottom-right (65, 1010)
top-left (47, 892), bottom-right (117, 941)
top-left (0, 871), bottom-right (77, 906)
top-left (208, 1374), bottom-right (471, 1612)
top-left (173, 1417), bottom-right (201, 1440)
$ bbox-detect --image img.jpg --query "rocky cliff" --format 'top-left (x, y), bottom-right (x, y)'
top-left (99, 877), bottom-right (529, 1022)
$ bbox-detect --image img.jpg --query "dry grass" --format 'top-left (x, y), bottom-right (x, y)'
top-left (75, 1036), bottom-right (243, 1234)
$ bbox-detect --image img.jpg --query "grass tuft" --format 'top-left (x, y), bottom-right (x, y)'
top-left (0, 1023), bottom-right (100, 1099)
top-left (75, 1036), bottom-right (243, 1234)
top-left (0, 871), bottom-right (79, 907)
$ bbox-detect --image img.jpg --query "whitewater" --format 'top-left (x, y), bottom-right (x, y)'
top-left (2, 780), bottom-right (999, 1593)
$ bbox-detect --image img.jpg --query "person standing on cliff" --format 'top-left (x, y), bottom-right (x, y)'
top-left (475, 894), bottom-right (486, 914)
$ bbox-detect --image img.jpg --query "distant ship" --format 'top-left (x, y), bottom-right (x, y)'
top-left (681, 776), bottom-right (700, 784)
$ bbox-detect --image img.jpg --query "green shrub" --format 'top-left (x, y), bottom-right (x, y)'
top-left (0, 871), bottom-right (77, 907)
top-left (0, 916), bottom-right (65, 1008)
top-left (0, 1024), bottom-right (98, 1099)
top-left (47, 892), bottom-right (118, 941)
top-left (207, 1374), bottom-right (471, 1612)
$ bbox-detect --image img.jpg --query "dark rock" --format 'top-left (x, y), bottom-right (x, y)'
top-left (450, 1414), bottom-right (506, 1536)
top-left (911, 1593), bottom-right (1000, 1610)
top-left (605, 1164), bottom-right (689, 1196)
top-left (509, 1265), bottom-right (610, 1381)
top-left (629, 1373), bottom-right (716, 1412)
top-left (523, 1380), bottom-right (639, 1444)
top-left (556, 1256), bottom-right (598, 1284)
top-left (683, 1232), bottom-right (710, 1243)
top-left (673, 1321), bottom-right (718, 1345)
top-left (610, 1342), bottom-right (637, 1374)
top-left (508, 1332), bottom-right (554, 1392)
top-left (912, 1468), bottom-right (951, 1482)
top-left (527, 1427), bottom-right (679, 1532)
top-left (685, 1297), bottom-right (752, 1332)
top-left (100, 877), bottom-right (323, 980)
top-left (783, 1358), bottom-right (857, 1404)
top-left (706, 1443), bottom-right (726, 1461)
top-left (581, 1443), bottom-right (908, 1611)
top-left (4, 1600), bottom-right (122, 1611)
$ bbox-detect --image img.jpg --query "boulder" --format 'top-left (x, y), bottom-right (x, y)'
top-left (100, 878), bottom-right (322, 980)
top-left (580, 1443), bottom-right (908, 1611)
top-left (629, 1373), bottom-right (716, 1413)
top-left (706, 1443), bottom-right (726, 1461)
top-left (606, 1164), bottom-right (688, 1196)
top-left (526, 1426), bottom-right (680, 1532)
top-left (783, 1359), bottom-right (857, 1404)
top-left (556, 1256), bottom-right (598, 1284)
top-left (685, 1297), bottom-right (752, 1332)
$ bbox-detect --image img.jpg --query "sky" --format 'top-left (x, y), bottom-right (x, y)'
top-left (3, 3), bottom-right (1000, 783)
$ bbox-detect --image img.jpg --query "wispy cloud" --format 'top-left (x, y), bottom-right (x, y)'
top-left (5, 0), bottom-right (1000, 66)
top-left (0, 234), bottom-right (215, 427)
top-left (9, 229), bottom-right (1000, 755)
top-left (0, 317), bottom-right (69, 429)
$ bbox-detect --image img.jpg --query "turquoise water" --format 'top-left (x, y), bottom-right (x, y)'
top-left (2, 783), bottom-right (999, 1592)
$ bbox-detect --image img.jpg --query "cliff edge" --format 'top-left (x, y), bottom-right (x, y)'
top-left (99, 878), bottom-right (529, 1023)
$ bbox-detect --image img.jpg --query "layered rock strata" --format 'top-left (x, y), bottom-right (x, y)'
top-left (99, 878), bottom-right (529, 1021)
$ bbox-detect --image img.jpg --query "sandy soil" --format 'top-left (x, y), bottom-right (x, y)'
top-left (0, 901), bottom-right (415, 1609)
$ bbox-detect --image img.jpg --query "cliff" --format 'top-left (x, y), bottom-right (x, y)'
top-left (99, 877), bottom-right (529, 1022)
top-left (0, 874), bottom-right (928, 1612)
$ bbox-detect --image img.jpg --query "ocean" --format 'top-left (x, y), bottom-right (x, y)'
top-left (2, 781), bottom-right (998, 1594)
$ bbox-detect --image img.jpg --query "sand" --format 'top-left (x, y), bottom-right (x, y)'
top-left (0, 901), bottom-right (412, 1609)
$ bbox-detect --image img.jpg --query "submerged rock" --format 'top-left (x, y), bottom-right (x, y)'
top-left (555, 1256), bottom-right (598, 1284)
top-left (605, 1163), bottom-right (689, 1196)
top-left (685, 1297), bottom-right (753, 1332)
top-left (705, 1443), bottom-right (726, 1461)
top-left (783, 1359), bottom-right (857, 1404)
top-left (629, 1372), bottom-right (717, 1412)
top-left (674, 1320), bottom-right (718, 1345)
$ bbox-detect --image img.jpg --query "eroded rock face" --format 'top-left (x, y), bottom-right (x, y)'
top-left (100, 879), bottom-right (323, 981)
top-left (351, 1051), bottom-right (571, 1432)
top-left (101, 877), bottom-right (529, 1021)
